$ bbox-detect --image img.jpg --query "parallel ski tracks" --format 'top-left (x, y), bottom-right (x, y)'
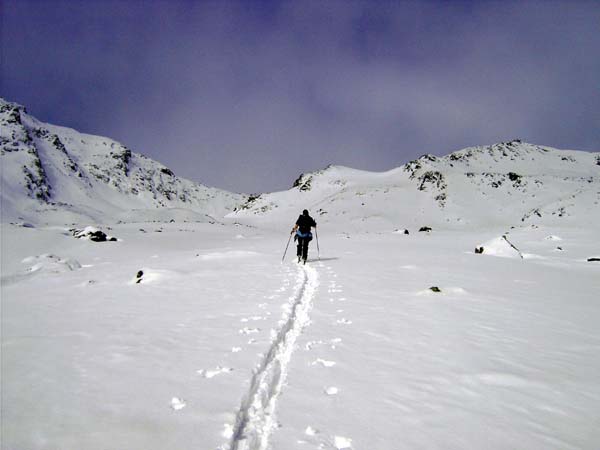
top-left (229, 265), bottom-right (319, 450)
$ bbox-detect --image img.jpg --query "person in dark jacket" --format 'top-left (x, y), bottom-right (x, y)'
top-left (291, 209), bottom-right (317, 264)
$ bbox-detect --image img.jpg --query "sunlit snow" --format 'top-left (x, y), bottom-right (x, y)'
top-left (1, 100), bottom-right (599, 449)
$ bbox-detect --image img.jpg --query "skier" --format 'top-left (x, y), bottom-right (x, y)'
top-left (291, 209), bottom-right (317, 264)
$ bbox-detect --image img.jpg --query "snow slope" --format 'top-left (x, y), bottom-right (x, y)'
top-left (0, 98), bottom-right (244, 224)
top-left (231, 140), bottom-right (600, 232)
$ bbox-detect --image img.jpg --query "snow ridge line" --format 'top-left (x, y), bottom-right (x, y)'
top-left (229, 265), bottom-right (319, 450)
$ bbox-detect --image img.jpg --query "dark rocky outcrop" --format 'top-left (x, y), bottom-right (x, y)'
top-left (71, 227), bottom-right (117, 242)
top-left (88, 230), bottom-right (108, 242)
top-left (293, 173), bottom-right (313, 191)
top-left (417, 171), bottom-right (445, 191)
top-left (235, 194), bottom-right (262, 212)
top-left (22, 148), bottom-right (52, 202)
top-left (111, 148), bottom-right (132, 176)
top-left (507, 172), bottom-right (522, 182)
top-left (0, 102), bottom-right (24, 125)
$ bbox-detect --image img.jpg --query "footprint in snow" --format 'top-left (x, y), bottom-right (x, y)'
top-left (240, 316), bottom-right (264, 322)
top-left (334, 435), bottom-right (353, 449)
top-left (325, 386), bottom-right (339, 396)
top-left (312, 359), bottom-right (336, 368)
top-left (336, 318), bottom-right (352, 325)
top-left (305, 340), bottom-right (325, 350)
top-left (305, 426), bottom-right (319, 436)
top-left (197, 366), bottom-right (233, 378)
top-left (330, 337), bottom-right (342, 349)
top-left (239, 327), bottom-right (260, 335)
top-left (170, 397), bottom-right (186, 410)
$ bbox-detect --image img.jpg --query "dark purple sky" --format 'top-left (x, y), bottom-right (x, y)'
top-left (2, 0), bottom-right (599, 193)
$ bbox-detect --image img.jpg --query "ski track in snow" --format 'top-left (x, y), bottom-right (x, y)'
top-left (228, 264), bottom-right (319, 450)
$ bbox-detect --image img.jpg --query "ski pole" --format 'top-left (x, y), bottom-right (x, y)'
top-left (315, 227), bottom-right (320, 260)
top-left (282, 232), bottom-right (293, 263)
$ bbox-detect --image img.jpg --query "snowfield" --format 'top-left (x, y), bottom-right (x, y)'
top-left (2, 221), bottom-right (599, 450)
top-left (2, 100), bottom-right (600, 448)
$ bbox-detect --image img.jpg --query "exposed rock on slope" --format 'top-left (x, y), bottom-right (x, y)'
top-left (3, 98), bottom-right (597, 230)
top-left (1, 98), bottom-right (245, 224)
top-left (231, 140), bottom-right (599, 230)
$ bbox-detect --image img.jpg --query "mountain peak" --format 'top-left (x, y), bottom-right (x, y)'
top-left (0, 98), bottom-right (28, 126)
top-left (0, 98), bottom-right (244, 224)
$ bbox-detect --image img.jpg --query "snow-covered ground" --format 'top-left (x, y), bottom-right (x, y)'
top-left (2, 96), bottom-right (599, 448)
top-left (2, 220), bottom-right (599, 449)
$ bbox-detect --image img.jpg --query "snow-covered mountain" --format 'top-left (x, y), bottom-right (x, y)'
top-left (2, 97), bottom-right (598, 230)
top-left (232, 140), bottom-right (599, 231)
top-left (0, 98), bottom-right (245, 224)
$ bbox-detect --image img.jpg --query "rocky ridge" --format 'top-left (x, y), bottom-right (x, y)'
top-left (232, 140), bottom-right (599, 230)
top-left (0, 98), bottom-right (245, 224)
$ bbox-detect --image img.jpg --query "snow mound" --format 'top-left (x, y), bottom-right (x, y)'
top-left (71, 226), bottom-right (116, 242)
top-left (21, 253), bottom-right (82, 272)
top-left (477, 236), bottom-right (523, 258)
top-left (2, 253), bottom-right (82, 285)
